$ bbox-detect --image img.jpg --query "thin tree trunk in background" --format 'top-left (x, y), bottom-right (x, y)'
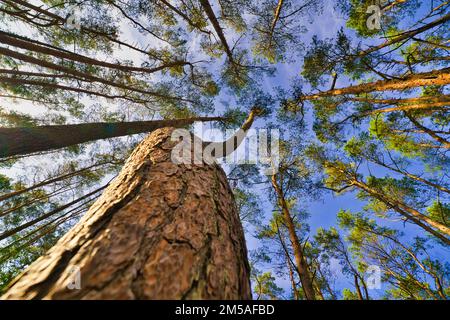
top-left (286, 258), bottom-right (299, 300)
top-left (274, 222), bottom-right (301, 300)
top-left (317, 265), bottom-right (336, 299)
top-left (0, 31), bottom-right (188, 74)
top-left (198, 0), bottom-right (234, 61)
top-left (158, 0), bottom-right (211, 35)
top-left (370, 159), bottom-right (450, 195)
top-left (270, 175), bottom-right (316, 300)
top-left (381, 0), bottom-right (406, 12)
top-left (0, 185), bottom-right (107, 241)
top-left (356, 12), bottom-right (450, 58)
top-left (0, 0), bottom-right (160, 58)
top-left (268, 0), bottom-right (284, 47)
top-left (314, 282), bottom-right (325, 300)
top-left (353, 180), bottom-right (450, 244)
top-left (404, 112), bottom-right (450, 148)
top-left (363, 99), bottom-right (450, 115)
top-left (0, 47), bottom-right (186, 100)
top-left (300, 68), bottom-right (450, 100)
top-left (0, 117), bottom-right (225, 158)
top-left (361, 277), bottom-right (370, 300)
top-left (1, 127), bottom-right (251, 299)
top-left (354, 275), bottom-right (364, 300)
top-left (0, 161), bottom-right (116, 202)
top-left (348, 95), bottom-right (450, 106)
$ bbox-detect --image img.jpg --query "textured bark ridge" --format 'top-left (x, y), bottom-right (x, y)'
top-left (1, 127), bottom-right (252, 299)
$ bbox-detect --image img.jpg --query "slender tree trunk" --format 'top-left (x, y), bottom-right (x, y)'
top-left (360, 277), bottom-right (370, 300)
top-left (6, 0), bottom-right (62, 21)
top-left (411, 37), bottom-right (450, 50)
top-left (349, 95), bottom-right (450, 106)
top-left (352, 180), bottom-right (450, 244)
top-left (0, 184), bottom-right (73, 218)
top-left (362, 96), bottom-right (450, 115)
top-left (317, 265), bottom-right (336, 299)
top-left (0, 160), bottom-right (117, 202)
top-left (0, 76), bottom-right (142, 102)
top-left (286, 258), bottom-right (299, 300)
top-left (404, 112), bottom-right (450, 148)
top-left (274, 222), bottom-right (300, 300)
top-left (369, 228), bottom-right (448, 299)
top-left (313, 281), bottom-right (325, 300)
top-left (0, 32), bottom-right (187, 74)
top-left (0, 117), bottom-right (225, 158)
top-left (381, 0), bottom-right (407, 12)
top-left (0, 47), bottom-right (186, 100)
top-left (270, 175), bottom-right (316, 300)
top-left (354, 275), bottom-right (364, 300)
top-left (357, 12), bottom-right (450, 58)
top-left (370, 159), bottom-right (450, 195)
top-left (301, 68), bottom-right (450, 100)
top-left (1, 127), bottom-right (252, 299)
top-left (268, 0), bottom-right (284, 47)
top-left (0, 185), bottom-right (107, 241)
top-left (365, 102), bottom-right (449, 115)
top-left (158, 0), bottom-right (211, 35)
top-left (198, 0), bottom-right (234, 61)
top-left (0, 0), bottom-right (169, 58)
top-left (0, 207), bottom-right (88, 266)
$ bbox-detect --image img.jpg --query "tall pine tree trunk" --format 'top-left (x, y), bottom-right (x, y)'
top-left (198, 0), bottom-right (234, 61)
top-left (0, 117), bottom-right (224, 158)
top-left (1, 127), bottom-right (252, 299)
top-left (301, 68), bottom-right (450, 100)
top-left (270, 175), bottom-right (316, 300)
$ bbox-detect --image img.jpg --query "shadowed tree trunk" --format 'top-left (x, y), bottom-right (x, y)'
top-left (1, 126), bottom-right (252, 299)
top-left (287, 258), bottom-right (299, 300)
top-left (0, 31), bottom-right (189, 74)
top-left (351, 179), bottom-right (450, 244)
top-left (0, 117), bottom-right (225, 158)
top-left (356, 12), bottom-right (450, 58)
top-left (354, 275), bottom-right (364, 300)
top-left (0, 47), bottom-right (188, 101)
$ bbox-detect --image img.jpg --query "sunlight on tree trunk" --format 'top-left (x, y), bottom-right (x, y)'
top-left (1, 128), bottom-right (252, 299)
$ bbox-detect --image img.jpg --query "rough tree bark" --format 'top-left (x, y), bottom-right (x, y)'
top-left (1, 126), bottom-right (252, 299)
top-left (0, 117), bottom-right (224, 158)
